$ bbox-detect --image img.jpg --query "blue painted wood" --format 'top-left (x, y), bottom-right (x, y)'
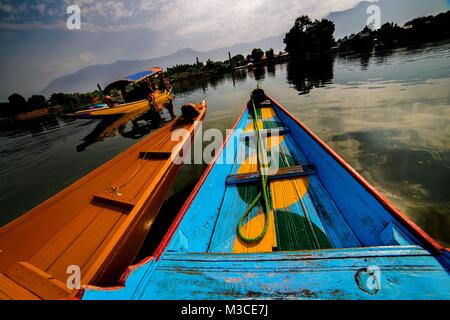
top-left (84, 246), bottom-right (450, 300)
top-left (163, 110), bottom-right (250, 253)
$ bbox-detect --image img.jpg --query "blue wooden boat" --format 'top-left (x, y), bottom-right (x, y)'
top-left (82, 90), bottom-right (449, 300)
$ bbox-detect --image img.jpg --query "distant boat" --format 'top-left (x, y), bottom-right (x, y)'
top-left (67, 67), bottom-right (174, 119)
top-left (82, 90), bottom-right (449, 300)
top-left (14, 108), bottom-right (49, 121)
top-left (0, 101), bottom-right (207, 300)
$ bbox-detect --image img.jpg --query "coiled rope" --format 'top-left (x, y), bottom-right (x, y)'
top-left (237, 94), bottom-right (272, 243)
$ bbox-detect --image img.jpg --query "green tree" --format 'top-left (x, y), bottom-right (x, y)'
top-left (8, 93), bottom-right (28, 114)
top-left (284, 15), bottom-right (335, 57)
top-left (27, 95), bottom-right (49, 110)
top-left (265, 48), bottom-right (275, 63)
top-left (251, 48), bottom-right (264, 63)
top-left (0, 102), bottom-right (12, 117)
top-left (231, 54), bottom-right (245, 66)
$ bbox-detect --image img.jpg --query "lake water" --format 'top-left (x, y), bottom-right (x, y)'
top-left (1, 40), bottom-right (449, 249)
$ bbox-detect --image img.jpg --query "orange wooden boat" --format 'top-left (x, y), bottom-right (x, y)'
top-left (0, 101), bottom-right (206, 300)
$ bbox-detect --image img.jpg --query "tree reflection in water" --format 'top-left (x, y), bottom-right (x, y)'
top-left (287, 54), bottom-right (335, 95)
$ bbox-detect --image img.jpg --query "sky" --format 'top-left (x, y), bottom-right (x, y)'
top-left (0, 0), bottom-right (448, 99)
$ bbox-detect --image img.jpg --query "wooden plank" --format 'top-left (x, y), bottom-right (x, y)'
top-left (83, 247), bottom-right (450, 300)
top-left (256, 100), bottom-right (272, 108)
top-left (46, 208), bottom-right (124, 282)
top-left (0, 289), bottom-right (11, 300)
top-left (93, 192), bottom-right (136, 208)
top-left (5, 262), bottom-right (72, 300)
top-left (0, 274), bottom-right (40, 300)
top-left (139, 151), bottom-right (172, 159)
top-left (240, 128), bottom-right (289, 140)
top-left (226, 165), bottom-right (317, 186)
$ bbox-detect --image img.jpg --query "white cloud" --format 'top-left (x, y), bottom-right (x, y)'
top-left (80, 51), bottom-right (96, 63)
top-left (33, 4), bottom-right (46, 15)
top-left (0, 2), bottom-right (13, 13)
top-left (146, 0), bottom-right (364, 48)
top-left (0, 0), bottom-right (365, 48)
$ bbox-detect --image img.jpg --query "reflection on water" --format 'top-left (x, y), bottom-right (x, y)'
top-left (287, 55), bottom-right (334, 94)
top-left (1, 40), bottom-right (449, 247)
top-left (76, 109), bottom-right (164, 152)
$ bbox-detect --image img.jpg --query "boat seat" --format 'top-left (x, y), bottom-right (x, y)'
top-left (257, 100), bottom-right (272, 108)
top-left (226, 165), bottom-right (317, 186)
top-left (139, 151), bottom-right (172, 159)
top-left (3, 262), bottom-right (72, 300)
top-left (240, 128), bottom-right (289, 140)
top-left (93, 192), bottom-right (136, 208)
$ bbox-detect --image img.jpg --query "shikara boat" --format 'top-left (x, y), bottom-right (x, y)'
top-left (82, 90), bottom-right (449, 300)
top-left (67, 67), bottom-right (174, 119)
top-left (0, 101), bottom-right (207, 300)
top-left (68, 100), bottom-right (149, 119)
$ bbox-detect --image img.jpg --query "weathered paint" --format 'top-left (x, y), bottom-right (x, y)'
top-left (84, 246), bottom-right (450, 300)
top-left (82, 97), bottom-right (450, 300)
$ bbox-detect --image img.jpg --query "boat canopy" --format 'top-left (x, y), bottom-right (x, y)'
top-left (104, 67), bottom-right (163, 94)
top-left (125, 67), bottom-right (163, 82)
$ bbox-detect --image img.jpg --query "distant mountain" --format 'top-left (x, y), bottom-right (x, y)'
top-left (40, 35), bottom-right (284, 96)
top-left (327, 0), bottom-right (449, 39)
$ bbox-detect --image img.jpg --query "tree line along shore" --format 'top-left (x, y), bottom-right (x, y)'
top-left (1, 10), bottom-right (449, 121)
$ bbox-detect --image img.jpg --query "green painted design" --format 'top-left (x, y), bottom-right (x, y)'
top-left (275, 210), bottom-right (333, 251)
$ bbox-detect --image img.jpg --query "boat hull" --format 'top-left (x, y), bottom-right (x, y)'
top-left (0, 102), bottom-right (206, 300)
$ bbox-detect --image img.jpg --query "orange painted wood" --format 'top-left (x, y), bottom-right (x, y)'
top-left (0, 274), bottom-right (40, 300)
top-left (93, 193), bottom-right (136, 208)
top-left (5, 262), bottom-right (72, 300)
top-left (0, 101), bottom-right (207, 299)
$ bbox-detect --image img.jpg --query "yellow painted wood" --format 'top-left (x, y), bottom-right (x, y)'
top-left (233, 211), bottom-right (276, 253)
top-left (238, 154), bottom-right (258, 175)
top-left (244, 120), bottom-right (264, 132)
top-left (270, 177), bottom-right (310, 210)
top-left (261, 107), bottom-right (276, 119)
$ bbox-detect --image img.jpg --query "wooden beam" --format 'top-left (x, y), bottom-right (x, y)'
top-left (256, 101), bottom-right (272, 108)
top-left (240, 128), bottom-right (289, 140)
top-left (226, 165), bottom-right (317, 186)
top-left (0, 274), bottom-right (40, 300)
top-left (139, 151), bottom-right (172, 159)
top-left (93, 192), bottom-right (136, 208)
top-left (5, 262), bottom-right (72, 300)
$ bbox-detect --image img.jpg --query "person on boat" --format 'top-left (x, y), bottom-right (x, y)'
top-left (103, 95), bottom-right (116, 108)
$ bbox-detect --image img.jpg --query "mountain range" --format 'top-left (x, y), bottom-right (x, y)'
top-left (40, 35), bottom-right (285, 96)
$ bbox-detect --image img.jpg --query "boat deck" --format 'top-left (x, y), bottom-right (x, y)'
top-left (209, 103), bottom-right (361, 253)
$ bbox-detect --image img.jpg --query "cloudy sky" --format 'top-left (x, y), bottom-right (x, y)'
top-left (0, 0), bottom-right (447, 99)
